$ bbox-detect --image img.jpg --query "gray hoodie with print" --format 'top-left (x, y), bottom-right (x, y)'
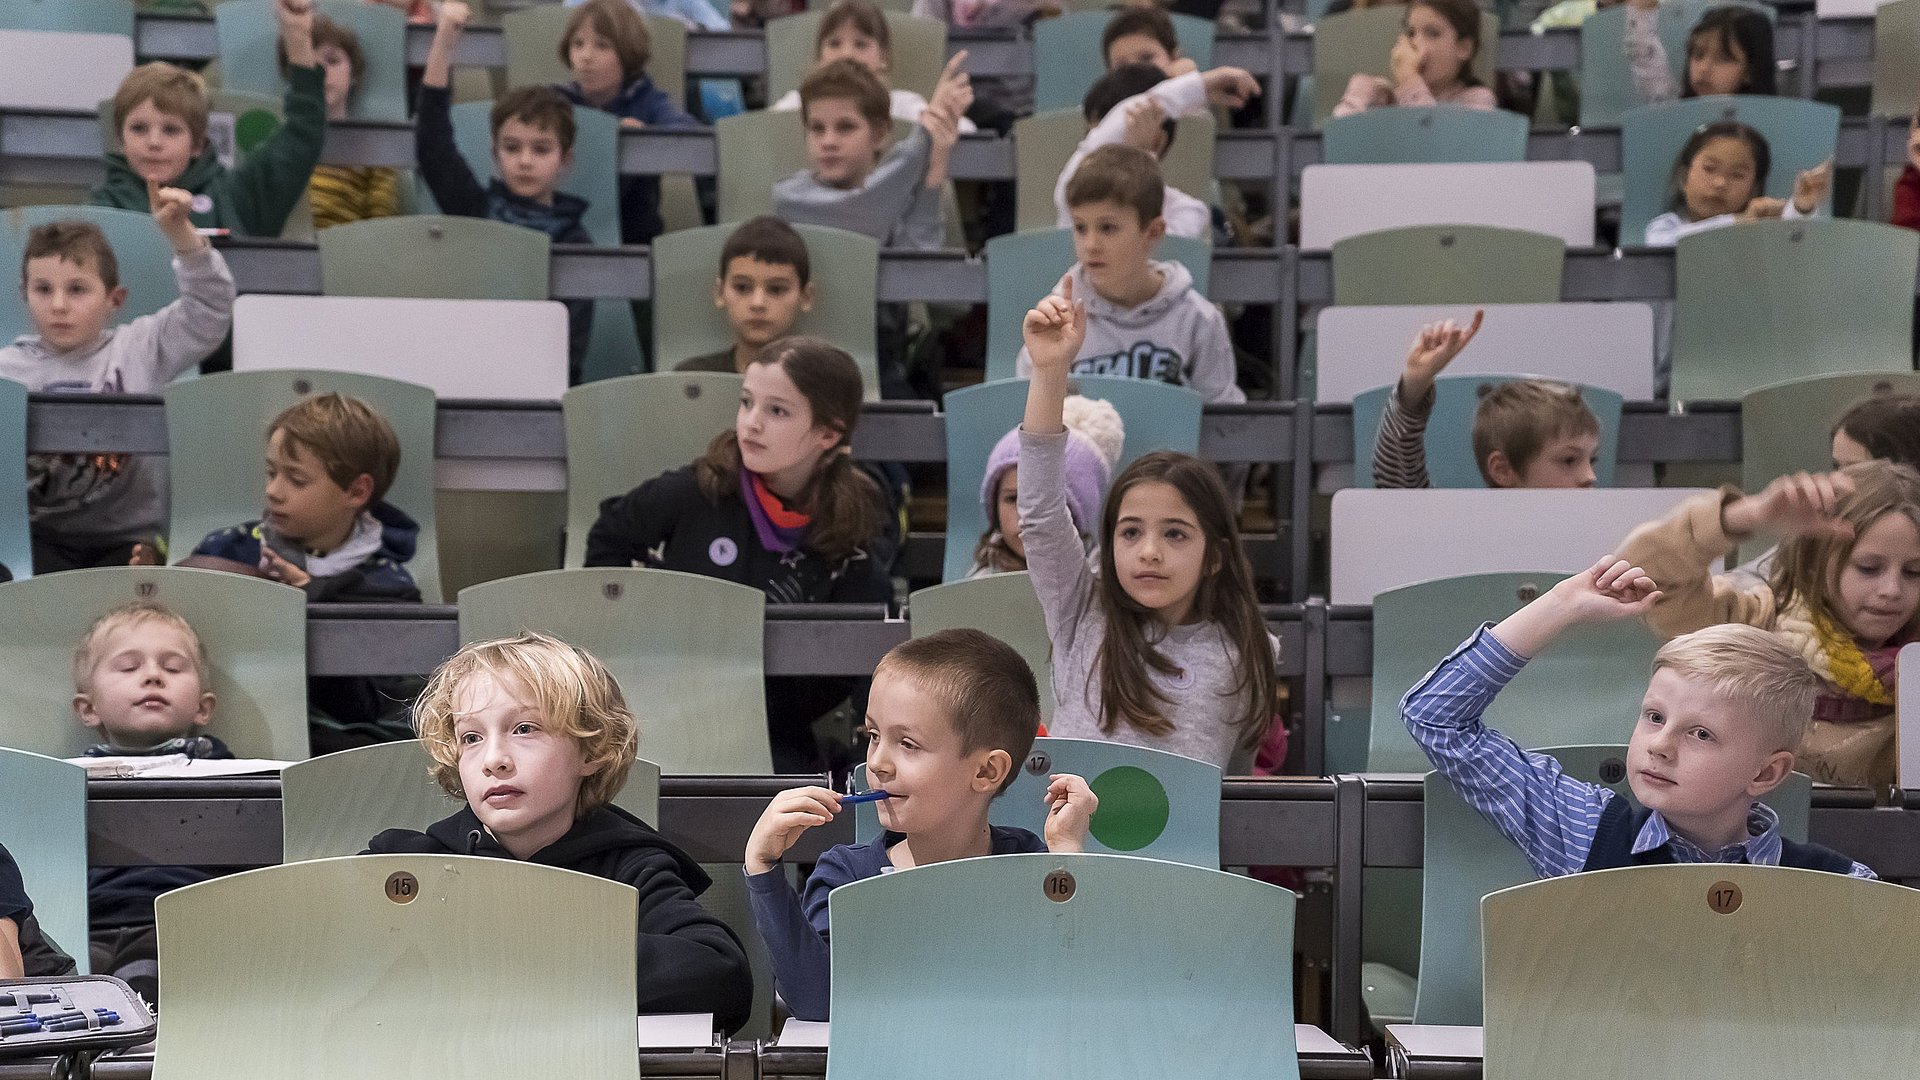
top-left (1014, 259), bottom-right (1243, 405)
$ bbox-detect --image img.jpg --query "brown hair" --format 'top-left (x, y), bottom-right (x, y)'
top-left (1092, 451), bottom-right (1276, 747)
top-left (1101, 6), bottom-right (1177, 64)
top-left (1834, 389), bottom-right (1920, 471)
top-left (1064, 144), bottom-right (1164, 226)
top-left (721, 215), bottom-right (811, 287)
top-left (269, 393), bottom-right (402, 504)
top-left (491, 85), bottom-right (578, 151)
top-left (874, 629), bottom-right (1039, 794)
top-left (72, 602), bottom-right (209, 695)
top-left (1470, 380), bottom-right (1600, 486)
top-left (1408, 0), bottom-right (1484, 87)
top-left (561, 0), bottom-right (652, 82)
top-left (816, 0), bottom-right (891, 60)
top-left (1769, 460), bottom-right (1920, 645)
top-left (799, 57), bottom-right (891, 130)
top-left (1653, 624), bottom-right (1818, 753)
top-left (693, 337), bottom-right (884, 562)
top-left (22, 221), bottom-right (119, 289)
top-left (112, 63), bottom-right (210, 150)
top-left (278, 13), bottom-right (364, 87)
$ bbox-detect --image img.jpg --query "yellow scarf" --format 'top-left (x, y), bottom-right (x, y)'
top-left (1777, 602), bottom-right (1896, 707)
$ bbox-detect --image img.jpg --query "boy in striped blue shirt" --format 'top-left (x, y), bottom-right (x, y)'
top-left (1402, 554), bottom-right (1873, 878)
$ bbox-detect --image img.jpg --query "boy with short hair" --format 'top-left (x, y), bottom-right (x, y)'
top-left (1101, 6), bottom-right (1195, 75)
top-left (93, 0), bottom-right (324, 237)
top-left (678, 216), bottom-right (815, 374)
top-left (1402, 555), bottom-right (1872, 877)
top-left (1017, 145), bottom-right (1243, 405)
top-left (743, 629), bottom-right (1098, 1020)
top-left (280, 13), bottom-right (402, 229)
top-left (3, 187), bottom-right (236, 573)
top-left (367, 631), bottom-right (755, 1031)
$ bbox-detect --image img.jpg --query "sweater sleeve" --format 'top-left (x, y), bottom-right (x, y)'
top-left (1017, 428), bottom-right (1100, 660)
top-left (743, 863), bottom-right (832, 1020)
top-left (1392, 74), bottom-right (1438, 107)
top-left (622, 851), bottom-right (755, 1033)
top-left (873, 127), bottom-right (937, 246)
top-left (1055, 71), bottom-right (1207, 228)
top-left (584, 469), bottom-right (690, 568)
top-left (891, 181), bottom-right (948, 251)
top-left (1371, 378), bottom-right (1435, 489)
top-left (414, 84), bottom-right (490, 218)
top-left (1894, 165), bottom-right (1920, 230)
top-left (1332, 74), bottom-right (1392, 119)
top-left (1624, 7), bottom-right (1676, 104)
top-left (1185, 300), bottom-right (1244, 405)
top-left (120, 246), bottom-right (236, 389)
top-left (1615, 487), bottom-right (1782, 640)
top-left (228, 64), bottom-right (327, 237)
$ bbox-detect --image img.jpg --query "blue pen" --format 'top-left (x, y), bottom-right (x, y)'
top-left (841, 789), bottom-right (892, 805)
top-left (0, 1017), bottom-right (43, 1035)
top-left (32, 1009), bottom-right (119, 1027)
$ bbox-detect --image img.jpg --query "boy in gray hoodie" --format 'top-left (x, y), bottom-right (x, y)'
top-left (1016, 144), bottom-right (1242, 405)
top-left (1, 185), bottom-right (236, 572)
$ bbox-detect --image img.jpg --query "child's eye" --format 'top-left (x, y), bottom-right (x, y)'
top-left (1119, 525), bottom-right (1141, 541)
top-left (1644, 711), bottom-right (1664, 726)
top-left (1166, 528), bottom-right (1188, 542)
top-left (512, 721), bottom-right (538, 735)
top-left (769, 405), bottom-right (787, 417)
top-left (1690, 727), bottom-right (1714, 743)
top-left (458, 731), bottom-right (481, 745)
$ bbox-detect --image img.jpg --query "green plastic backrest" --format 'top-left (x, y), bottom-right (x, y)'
top-left (459, 568), bottom-right (773, 774)
top-left (0, 749), bottom-right (89, 973)
top-left (212, 0), bottom-right (408, 121)
top-left (1030, 11), bottom-right (1216, 113)
top-left (766, 9), bottom-right (947, 102)
top-left (1578, 1), bottom-right (1773, 127)
top-left (1741, 371), bottom-right (1920, 496)
top-left (1351, 374), bottom-right (1624, 488)
top-left (1619, 95), bottom-right (1838, 246)
top-left (0, 379), bottom-right (29, 581)
top-left (1672, 219), bottom-right (1919, 404)
top-left (0, 0), bottom-right (132, 34)
top-left (0, 566), bottom-right (309, 759)
top-left (561, 371), bottom-right (741, 568)
top-left (163, 369), bottom-right (443, 602)
top-left (1367, 572), bottom-right (1659, 772)
top-left (982, 228), bottom-right (1213, 383)
top-left (152, 857), bottom-right (641, 1080)
top-left (909, 573), bottom-right (1053, 720)
top-left (318, 214), bottom-right (550, 300)
top-left (826, 853), bottom-right (1298, 1079)
top-left (1311, 6), bottom-right (1500, 128)
top-left (1331, 225), bottom-right (1565, 306)
top-left (1874, 0), bottom-right (1920, 118)
top-left (503, 5), bottom-right (689, 111)
top-left (0, 206), bottom-right (183, 340)
top-left (1322, 105), bottom-right (1528, 164)
top-left (1010, 107), bottom-right (1216, 234)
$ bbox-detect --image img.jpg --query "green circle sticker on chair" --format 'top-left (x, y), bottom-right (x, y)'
top-left (1087, 766), bottom-right (1170, 852)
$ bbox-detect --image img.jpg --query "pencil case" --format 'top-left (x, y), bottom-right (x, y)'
top-left (0, 976), bottom-right (155, 1062)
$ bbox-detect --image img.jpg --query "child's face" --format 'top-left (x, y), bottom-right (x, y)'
top-left (74, 621), bottom-right (213, 750)
top-left (1687, 31), bottom-right (1748, 96)
top-left (714, 255), bottom-right (812, 355)
top-left (994, 466), bottom-right (1025, 561)
top-left (1105, 32), bottom-right (1177, 73)
top-left (316, 42), bottom-right (356, 119)
top-left (1681, 135), bottom-right (1759, 220)
top-left (492, 119), bottom-right (573, 202)
top-left (737, 360), bottom-right (840, 490)
top-left (22, 256), bottom-right (125, 354)
top-left (119, 99), bottom-right (199, 185)
top-left (804, 97), bottom-right (886, 189)
top-left (863, 669), bottom-right (1003, 836)
top-left (568, 27), bottom-right (626, 104)
top-left (1070, 200), bottom-right (1165, 298)
top-left (452, 670), bottom-right (597, 859)
top-left (263, 429), bottom-right (370, 547)
top-left (1832, 511), bottom-right (1920, 647)
top-left (818, 27), bottom-right (888, 75)
top-left (1404, 4), bottom-right (1473, 86)
top-left (1112, 479), bottom-right (1208, 626)
top-left (1508, 432), bottom-right (1600, 489)
top-left (1626, 668), bottom-right (1786, 828)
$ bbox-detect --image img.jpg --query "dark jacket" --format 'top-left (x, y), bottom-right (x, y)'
top-left (189, 501), bottom-right (421, 603)
top-left (367, 804), bottom-right (753, 1032)
top-left (557, 75), bottom-right (696, 246)
top-left (85, 736), bottom-right (234, 929)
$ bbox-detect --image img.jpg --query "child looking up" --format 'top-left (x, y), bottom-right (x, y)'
top-left (1333, 0), bottom-right (1496, 117)
top-left (678, 216), bottom-right (815, 374)
top-left (971, 395), bottom-right (1123, 578)
top-left (282, 14), bottom-right (401, 230)
top-left (771, 0), bottom-right (976, 131)
top-left (1645, 121), bottom-right (1831, 246)
top-left (1625, 0), bottom-right (1776, 104)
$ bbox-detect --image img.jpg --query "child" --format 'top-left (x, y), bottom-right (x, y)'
top-left (1018, 282), bottom-right (1278, 769)
top-left (1020, 147), bottom-right (1244, 406)
top-left (1830, 391), bottom-right (1920, 471)
top-left (970, 394), bottom-right (1124, 578)
top-left (770, 0), bottom-right (977, 131)
top-left (1102, 6), bottom-right (1197, 76)
top-left (1625, 0), bottom-right (1775, 104)
top-left (282, 14), bottom-right (401, 230)
top-left (418, 1), bottom-right (592, 374)
top-left (1402, 555), bottom-right (1873, 877)
top-left (366, 632), bottom-right (754, 1031)
top-left (1895, 106), bottom-right (1920, 232)
top-left (585, 338), bottom-right (896, 771)
top-left (92, 0), bottom-right (324, 237)
top-left (1333, 0), bottom-right (1496, 117)
top-left (1645, 121), bottom-right (1832, 246)
top-left (0, 842), bottom-right (27, 979)
top-left (555, 0), bottom-right (699, 246)
top-left (741, 628), bottom-right (1098, 1020)
top-left (1056, 64), bottom-right (1257, 241)
top-left (677, 216), bottom-right (815, 374)
top-left (1, 189), bottom-right (235, 573)
top-left (1369, 310), bottom-right (1602, 489)
top-left (1618, 463), bottom-right (1920, 794)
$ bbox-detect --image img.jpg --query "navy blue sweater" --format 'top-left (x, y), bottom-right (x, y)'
top-left (557, 75), bottom-right (696, 245)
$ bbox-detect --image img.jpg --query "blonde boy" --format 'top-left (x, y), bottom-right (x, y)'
top-left (366, 632), bottom-right (754, 1030)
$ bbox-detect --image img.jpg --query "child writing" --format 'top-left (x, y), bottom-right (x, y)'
top-left (1624, 0), bottom-right (1775, 104)
top-left (1102, 6), bottom-right (1198, 76)
top-left (970, 394), bottom-right (1123, 578)
top-left (1019, 280), bottom-right (1278, 769)
top-left (282, 14), bottom-right (401, 230)
top-left (1402, 555), bottom-right (1873, 877)
top-left (1645, 121), bottom-right (1831, 246)
top-left (1333, 0), bottom-right (1496, 117)
top-left (367, 632), bottom-right (754, 1031)
top-left (677, 216), bottom-right (815, 374)
top-left (742, 628), bottom-right (1098, 1020)
top-left (771, 0), bottom-right (976, 131)
top-left (2, 189), bottom-right (235, 573)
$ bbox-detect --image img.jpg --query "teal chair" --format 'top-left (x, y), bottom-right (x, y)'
top-left (1031, 11), bottom-right (1217, 113)
top-left (939, 376), bottom-right (1202, 582)
top-left (0, 205), bottom-right (185, 342)
top-left (0, 0), bottom-right (132, 35)
top-left (1351, 375), bottom-right (1624, 488)
top-left (212, 0), bottom-right (409, 121)
top-left (1310, 5), bottom-right (1500, 128)
top-left (317, 214), bottom-right (551, 300)
top-left (983, 228), bottom-right (1212, 383)
top-left (1329, 226), bottom-right (1566, 307)
top-left (1578, 1), bottom-right (1773, 128)
top-left (1322, 106), bottom-right (1529, 165)
top-left (827, 853), bottom-right (1299, 1079)
top-left (908, 573), bottom-right (1053, 721)
top-left (765, 9), bottom-right (948, 103)
top-left (0, 749), bottom-right (89, 973)
top-left (1874, 0), bottom-right (1920, 120)
top-left (0, 378), bottom-right (27, 582)
top-left (1619, 95), bottom-right (1840, 247)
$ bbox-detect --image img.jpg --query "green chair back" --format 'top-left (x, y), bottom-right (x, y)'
top-left (1010, 106), bottom-right (1217, 234)
top-left (319, 214), bottom-right (550, 299)
top-left (1619, 95), bottom-right (1839, 246)
top-left (503, 5), bottom-right (689, 111)
top-left (0, 567), bottom-right (309, 759)
top-left (151, 856), bottom-right (641, 1080)
top-left (212, 0), bottom-right (409, 121)
top-left (826, 852), bottom-right (1298, 1079)
top-left (1577, 1), bottom-right (1773, 127)
top-left (0, 378), bottom-right (28, 581)
top-left (1351, 374), bottom-right (1624, 488)
top-left (1322, 105), bottom-right (1528, 164)
top-left (163, 369), bottom-right (443, 602)
top-left (909, 572), bottom-right (1052, 714)
top-left (458, 568), bottom-right (773, 773)
top-left (715, 110), bottom-right (807, 224)
top-left (766, 10), bottom-right (948, 102)
top-left (1874, 0), bottom-right (1920, 118)
top-left (0, 749), bottom-right (89, 973)
top-left (1671, 219), bottom-right (1919, 404)
top-left (1030, 10), bottom-right (1216, 113)
top-left (1331, 225), bottom-right (1566, 306)
top-left (0, 0), bottom-right (132, 35)
top-left (1742, 371), bottom-right (1920, 496)
top-left (1311, 6), bottom-right (1499, 128)
top-left (0, 206), bottom-right (184, 342)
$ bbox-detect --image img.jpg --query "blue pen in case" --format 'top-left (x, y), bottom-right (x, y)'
top-left (841, 789), bottom-right (893, 805)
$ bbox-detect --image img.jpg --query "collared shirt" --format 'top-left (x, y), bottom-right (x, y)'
top-left (1401, 623), bottom-right (1876, 880)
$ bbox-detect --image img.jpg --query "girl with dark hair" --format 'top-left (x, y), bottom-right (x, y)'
top-left (1645, 120), bottom-right (1830, 246)
top-left (1333, 0), bottom-right (1496, 117)
top-left (1626, 0), bottom-right (1776, 102)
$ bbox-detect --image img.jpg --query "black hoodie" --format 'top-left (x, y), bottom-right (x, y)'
top-left (366, 804), bottom-right (753, 1033)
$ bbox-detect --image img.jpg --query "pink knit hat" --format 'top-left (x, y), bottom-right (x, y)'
top-left (980, 395), bottom-right (1125, 540)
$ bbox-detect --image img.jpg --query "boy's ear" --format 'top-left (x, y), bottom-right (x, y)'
top-left (108, 285), bottom-right (129, 312)
top-left (73, 693), bottom-right (104, 731)
top-left (973, 748), bottom-right (1013, 793)
top-left (799, 281), bottom-right (816, 315)
top-left (712, 276), bottom-right (727, 309)
top-left (561, 146), bottom-right (577, 174)
top-left (191, 690), bottom-right (216, 729)
top-left (1484, 449), bottom-right (1520, 488)
top-left (1746, 749), bottom-right (1795, 798)
top-left (344, 472), bottom-right (375, 510)
top-left (1146, 215), bottom-right (1167, 245)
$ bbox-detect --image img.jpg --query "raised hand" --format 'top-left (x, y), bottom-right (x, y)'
top-left (1043, 773), bottom-right (1098, 853)
top-left (744, 786), bottom-right (843, 875)
top-left (1722, 470), bottom-right (1857, 541)
top-left (930, 51), bottom-right (973, 122)
top-left (1400, 308), bottom-right (1483, 400)
top-left (148, 181), bottom-right (202, 254)
top-left (1390, 33), bottom-right (1422, 85)
top-left (1200, 66), bottom-right (1260, 110)
top-left (1121, 97), bottom-right (1168, 153)
top-left (1739, 195), bottom-right (1788, 221)
top-left (423, 1), bottom-right (471, 89)
top-left (1021, 274), bottom-right (1086, 376)
top-left (277, 0), bottom-right (316, 67)
top-left (1792, 159), bottom-right (1833, 215)
top-left (437, 0), bottom-right (471, 33)
top-left (1547, 556), bottom-right (1663, 624)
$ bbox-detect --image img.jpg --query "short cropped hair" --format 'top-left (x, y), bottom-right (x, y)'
top-left (1064, 144), bottom-right (1164, 226)
top-left (799, 57), bottom-right (891, 130)
top-left (23, 221), bottom-right (119, 290)
top-left (1652, 624), bottom-right (1819, 753)
top-left (491, 85), bottom-right (578, 151)
top-left (1470, 380), bottom-right (1600, 485)
top-left (720, 215), bottom-right (812, 287)
top-left (113, 63), bottom-right (210, 149)
top-left (414, 632), bottom-right (639, 816)
top-left (873, 629), bottom-right (1039, 794)
top-left (269, 393), bottom-right (402, 504)
top-left (279, 13), bottom-right (364, 86)
top-left (73, 602), bottom-right (209, 695)
top-left (561, 0), bottom-right (652, 81)
top-left (1101, 7), bottom-right (1177, 61)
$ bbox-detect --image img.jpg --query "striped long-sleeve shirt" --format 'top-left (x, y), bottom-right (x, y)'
top-left (1369, 378), bottom-right (1433, 489)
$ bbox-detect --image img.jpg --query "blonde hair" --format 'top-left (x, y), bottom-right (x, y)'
top-left (1470, 380), bottom-right (1600, 486)
top-left (1770, 460), bottom-right (1920, 644)
top-left (414, 632), bottom-right (639, 815)
top-left (1652, 624), bottom-right (1818, 752)
top-left (73, 602), bottom-right (210, 694)
top-left (112, 63), bottom-right (210, 149)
